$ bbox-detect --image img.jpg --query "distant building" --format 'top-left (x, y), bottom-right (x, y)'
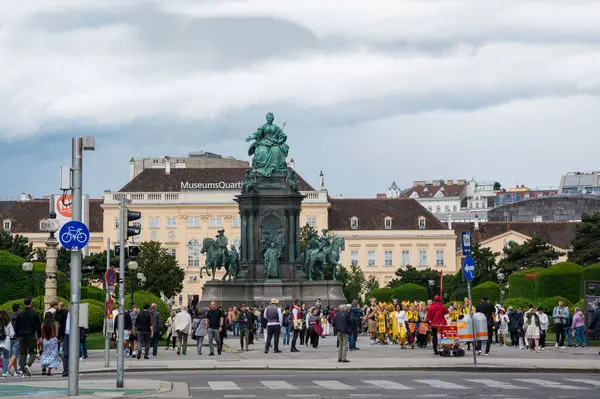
top-left (495, 185), bottom-right (558, 207)
top-left (559, 171), bottom-right (600, 195)
top-left (131, 152), bottom-right (249, 180)
top-left (488, 195), bottom-right (600, 222)
top-left (400, 179), bottom-right (467, 214)
top-left (466, 179), bottom-right (498, 210)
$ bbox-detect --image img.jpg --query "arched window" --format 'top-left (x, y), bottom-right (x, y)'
top-left (187, 239), bottom-right (201, 267)
top-left (453, 205), bottom-right (457, 212)
top-left (350, 217), bottom-right (359, 229)
top-left (436, 206), bottom-right (441, 213)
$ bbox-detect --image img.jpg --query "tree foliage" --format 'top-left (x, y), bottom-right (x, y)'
top-left (81, 250), bottom-right (119, 285)
top-left (365, 274), bottom-right (380, 292)
top-left (57, 247), bottom-right (72, 275)
top-left (472, 243), bottom-right (500, 284)
top-left (497, 236), bottom-right (564, 278)
top-left (299, 224), bottom-right (318, 253)
top-left (387, 265), bottom-right (441, 294)
top-left (136, 241), bottom-right (184, 298)
top-left (568, 212), bottom-right (600, 266)
top-left (0, 230), bottom-right (33, 259)
top-left (339, 263), bottom-right (366, 302)
top-left (493, 182), bottom-right (502, 191)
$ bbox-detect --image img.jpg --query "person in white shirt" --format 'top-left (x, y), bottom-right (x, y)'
top-left (173, 307), bottom-right (192, 356)
top-left (537, 307), bottom-right (549, 350)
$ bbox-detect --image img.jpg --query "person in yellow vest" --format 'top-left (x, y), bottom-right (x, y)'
top-left (407, 303), bottom-right (418, 349)
top-left (376, 303), bottom-right (388, 345)
top-left (386, 303), bottom-right (394, 344)
top-left (417, 301), bottom-right (429, 348)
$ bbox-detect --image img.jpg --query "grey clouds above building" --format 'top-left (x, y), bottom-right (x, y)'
top-left (1, 0), bottom-right (599, 198)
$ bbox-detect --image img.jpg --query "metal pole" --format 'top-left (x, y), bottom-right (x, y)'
top-left (105, 238), bottom-right (110, 368)
top-left (467, 281), bottom-right (477, 366)
top-left (117, 200), bottom-right (126, 388)
top-left (68, 137), bottom-right (83, 396)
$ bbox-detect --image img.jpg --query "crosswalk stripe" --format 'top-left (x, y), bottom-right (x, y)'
top-left (463, 379), bottom-right (527, 389)
top-left (414, 380), bottom-right (469, 389)
top-left (260, 381), bottom-right (298, 390)
top-left (565, 379), bottom-right (600, 387)
top-left (363, 380), bottom-right (413, 390)
top-left (515, 379), bottom-right (589, 390)
top-left (313, 380), bottom-right (354, 390)
top-left (208, 381), bottom-right (241, 390)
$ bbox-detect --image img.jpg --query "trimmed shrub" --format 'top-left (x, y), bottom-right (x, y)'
top-left (87, 304), bottom-right (104, 333)
top-left (82, 299), bottom-right (105, 309)
top-left (0, 250), bottom-right (33, 304)
top-left (581, 263), bottom-right (600, 297)
top-left (364, 288), bottom-right (394, 303)
top-left (573, 298), bottom-right (585, 312)
top-left (471, 281), bottom-right (501, 304)
top-left (82, 286), bottom-right (105, 302)
top-left (508, 268), bottom-right (544, 299)
top-left (0, 296), bottom-right (70, 320)
top-left (132, 291), bottom-right (169, 333)
top-left (393, 283), bottom-right (428, 302)
top-left (502, 297), bottom-right (531, 311)
top-left (538, 296), bottom-right (573, 314)
top-left (535, 262), bottom-right (583, 303)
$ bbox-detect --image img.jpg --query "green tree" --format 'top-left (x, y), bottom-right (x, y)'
top-left (81, 250), bottom-right (120, 285)
top-left (35, 248), bottom-right (47, 262)
top-left (472, 243), bottom-right (500, 284)
top-left (568, 212), bottom-right (600, 266)
top-left (497, 236), bottom-right (565, 278)
top-left (365, 274), bottom-right (380, 292)
top-left (299, 224), bottom-right (318, 253)
top-left (387, 265), bottom-right (441, 293)
top-left (0, 230), bottom-right (33, 259)
top-left (57, 247), bottom-right (72, 275)
top-left (136, 241), bottom-right (184, 298)
top-left (493, 182), bottom-right (502, 191)
top-left (340, 263), bottom-right (366, 302)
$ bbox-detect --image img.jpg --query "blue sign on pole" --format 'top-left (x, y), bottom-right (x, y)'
top-left (463, 255), bottom-right (476, 281)
top-left (58, 220), bottom-right (90, 251)
top-left (461, 232), bottom-right (472, 256)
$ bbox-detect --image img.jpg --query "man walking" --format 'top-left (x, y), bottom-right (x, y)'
top-left (206, 301), bottom-right (224, 356)
top-left (475, 296), bottom-right (495, 356)
top-left (15, 297), bottom-right (41, 377)
top-left (290, 298), bottom-right (301, 353)
top-left (333, 304), bottom-right (350, 363)
top-left (264, 298), bottom-right (283, 354)
top-left (349, 300), bottom-right (363, 351)
top-left (174, 306), bottom-right (192, 356)
top-left (150, 303), bottom-right (161, 357)
top-left (135, 304), bottom-right (153, 360)
top-left (238, 304), bottom-right (251, 351)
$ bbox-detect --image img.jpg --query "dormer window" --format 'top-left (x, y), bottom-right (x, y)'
top-left (350, 217), bottom-right (359, 230)
top-left (2, 219), bottom-right (11, 231)
top-left (418, 216), bottom-right (426, 229)
top-left (384, 217), bottom-right (392, 230)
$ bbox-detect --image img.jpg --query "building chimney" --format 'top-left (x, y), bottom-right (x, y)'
top-left (20, 192), bottom-right (27, 201)
top-left (129, 157), bottom-right (135, 181)
top-left (319, 170), bottom-right (325, 190)
top-left (165, 157), bottom-right (171, 174)
top-left (447, 213), bottom-right (452, 230)
top-left (474, 214), bottom-right (480, 231)
top-left (289, 157), bottom-right (295, 170)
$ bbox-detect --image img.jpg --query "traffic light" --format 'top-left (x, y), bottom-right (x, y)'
top-left (129, 245), bottom-right (140, 259)
top-left (126, 210), bottom-right (141, 238)
top-left (115, 245), bottom-right (128, 258)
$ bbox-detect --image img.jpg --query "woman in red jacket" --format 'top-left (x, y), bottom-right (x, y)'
top-left (426, 296), bottom-right (449, 355)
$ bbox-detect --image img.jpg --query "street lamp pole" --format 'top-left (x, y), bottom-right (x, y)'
top-left (128, 261), bottom-right (138, 307)
top-left (498, 271), bottom-right (505, 305)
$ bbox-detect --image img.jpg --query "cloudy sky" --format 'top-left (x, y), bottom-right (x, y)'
top-left (1, 0), bottom-right (600, 199)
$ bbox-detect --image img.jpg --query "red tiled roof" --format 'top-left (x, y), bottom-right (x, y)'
top-left (404, 185), bottom-right (466, 198)
top-left (452, 222), bottom-right (577, 250)
top-left (119, 168), bottom-right (315, 192)
top-left (0, 199), bottom-right (104, 233)
top-left (328, 198), bottom-right (448, 230)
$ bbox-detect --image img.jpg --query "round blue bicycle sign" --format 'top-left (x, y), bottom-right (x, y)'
top-left (59, 220), bottom-right (90, 251)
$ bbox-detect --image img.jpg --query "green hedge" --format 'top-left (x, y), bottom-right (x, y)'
top-left (132, 291), bottom-right (169, 334)
top-left (573, 298), bottom-right (585, 312)
top-left (471, 281), bottom-right (501, 304)
top-left (59, 283), bottom-right (105, 302)
top-left (0, 296), bottom-right (70, 320)
top-left (364, 288), bottom-right (394, 303)
top-left (535, 262), bottom-right (583, 303)
top-left (502, 297), bottom-right (531, 311)
top-left (86, 304), bottom-right (104, 333)
top-left (0, 250), bottom-right (34, 304)
top-left (82, 299), bottom-right (105, 309)
top-left (508, 267), bottom-right (544, 299)
top-left (537, 296), bottom-right (573, 314)
top-left (392, 283), bottom-right (428, 302)
top-left (581, 263), bottom-right (600, 297)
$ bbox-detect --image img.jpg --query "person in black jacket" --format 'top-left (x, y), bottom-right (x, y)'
top-left (475, 296), bottom-right (496, 356)
top-left (15, 297), bottom-right (41, 376)
top-left (135, 304), bottom-right (153, 360)
top-left (507, 306), bottom-right (523, 347)
top-left (333, 304), bottom-right (350, 363)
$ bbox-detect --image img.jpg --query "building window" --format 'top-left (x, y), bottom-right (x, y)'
top-left (187, 217), bottom-right (200, 228)
top-left (209, 217), bottom-right (223, 227)
top-left (167, 217), bottom-right (177, 228)
top-left (232, 217), bottom-right (241, 227)
top-left (187, 239), bottom-right (201, 267)
top-left (115, 231), bottom-right (120, 243)
top-left (167, 231), bottom-right (176, 241)
top-left (436, 250), bottom-right (444, 266)
top-left (149, 217), bottom-right (160, 229)
top-left (468, 203), bottom-right (472, 209)
top-left (436, 206), bottom-right (441, 213)
top-left (350, 250), bottom-right (359, 266)
top-left (418, 217), bottom-right (426, 229)
top-left (384, 250), bottom-right (393, 266)
top-left (167, 248), bottom-right (176, 257)
top-left (418, 250), bottom-right (427, 266)
top-left (384, 218), bottom-right (392, 230)
top-left (401, 250), bottom-right (410, 266)
top-left (445, 205), bottom-right (450, 212)
top-left (368, 250), bottom-right (376, 266)
top-left (150, 231), bottom-right (159, 241)
top-left (3, 220), bottom-right (11, 231)
top-left (113, 218), bottom-right (119, 229)
top-left (475, 203), bottom-right (480, 209)
top-left (453, 205), bottom-right (457, 212)
top-left (351, 217), bottom-right (359, 229)
top-left (428, 206), bottom-right (433, 212)
top-left (305, 216), bottom-right (317, 228)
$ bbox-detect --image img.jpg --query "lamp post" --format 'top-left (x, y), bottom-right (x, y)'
top-left (498, 271), bottom-right (505, 305)
top-left (40, 211), bottom-right (61, 310)
top-left (428, 279), bottom-right (435, 299)
top-left (128, 261), bottom-right (140, 306)
top-left (22, 261), bottom-right (44, 309)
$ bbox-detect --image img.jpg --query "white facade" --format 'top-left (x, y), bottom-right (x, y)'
top-left (466, 179), bottom-right (498, 210)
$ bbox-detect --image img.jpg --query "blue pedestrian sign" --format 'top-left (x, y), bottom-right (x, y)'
top-left (463, 255), bottom-right (476, 281)
top-left (461, 232), bottom-right (472, 256)
top-left (59, 220), bottom-right (90, 251)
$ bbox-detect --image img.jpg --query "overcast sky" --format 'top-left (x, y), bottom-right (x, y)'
top-left (1, 0), bottom-right (600, 199)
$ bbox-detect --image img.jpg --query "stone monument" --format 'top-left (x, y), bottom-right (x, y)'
top-left (199, 113), bottom-right (346, 307)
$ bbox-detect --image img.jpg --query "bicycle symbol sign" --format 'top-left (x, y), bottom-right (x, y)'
top-left (59, 220), bottom-right (90, 251)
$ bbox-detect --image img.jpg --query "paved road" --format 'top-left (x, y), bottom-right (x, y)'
top-left (84, 370), bottom-right (600, 399)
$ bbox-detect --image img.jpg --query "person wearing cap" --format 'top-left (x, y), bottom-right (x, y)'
top-left (263, 298), bottom-right (283, 354)
top-left (425, 295), bottom-right (448, 355)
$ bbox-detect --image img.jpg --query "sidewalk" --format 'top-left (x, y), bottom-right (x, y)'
top-left (76, 335), bottom-right (600, 374)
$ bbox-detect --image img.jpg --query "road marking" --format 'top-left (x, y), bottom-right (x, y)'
top-left (223, 396), bottom-right (256, 398)
top-left (208, 381), bottom-right (241, 390)
top-left (415, 380), bottom-right (469, 389)
top-left (363, 380), bottom-right (413, 390)
top-left (464, 379), bottom-right (527, 389)
top-left (350, 395), bottom-right (382, 397)
top-left (260, 381), bottom-right (298, 390)
top-left (287, 395), bottom-right (319, 398)
top-left (515, 379), bottom-right (588, 390)
top-left (565, 379), bottom-right (600, 387)
top-left (313, 380), bottom-right (354, 390)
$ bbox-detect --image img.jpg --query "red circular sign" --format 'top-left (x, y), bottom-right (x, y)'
top-left (105, 267), bottom-right (117, 287)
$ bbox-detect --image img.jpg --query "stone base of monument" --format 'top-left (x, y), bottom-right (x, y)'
top-left (199, 279), bottom-right (347, 309)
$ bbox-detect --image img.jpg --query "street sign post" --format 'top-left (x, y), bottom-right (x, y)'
top-left (462, 255), bottom-right (477, 365)
top-left (461, 232), bottom-right (472, 256)
top-left (463, 255), bottom-right (475, 282)
top-left (58, 220), bottom-right (90, 251)
top-left (105, 267), bottom-right (117, 287)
